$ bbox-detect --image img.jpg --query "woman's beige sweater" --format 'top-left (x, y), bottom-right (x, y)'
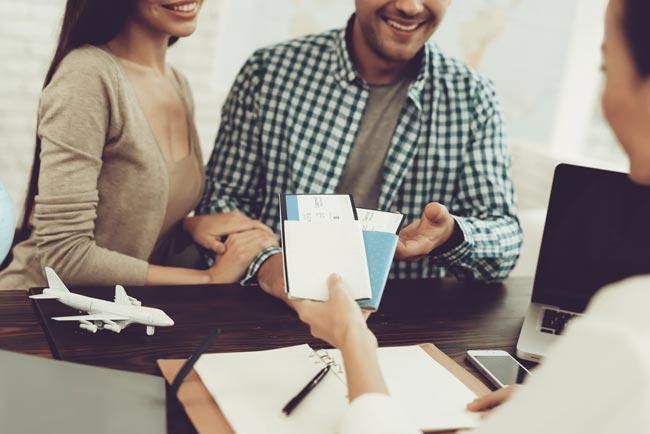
top-left (0, 45), bottom-right (204, 290)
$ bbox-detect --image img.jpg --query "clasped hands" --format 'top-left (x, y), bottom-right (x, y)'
top-left (184, 211), bottom-right (278, 283)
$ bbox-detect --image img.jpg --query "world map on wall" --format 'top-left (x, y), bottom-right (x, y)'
top-left (435, 0), bottom-right (577, 145)
top-left (284, 0), bottom-right (576, 145)
top-left (215, 0), bottom-right (588, 147)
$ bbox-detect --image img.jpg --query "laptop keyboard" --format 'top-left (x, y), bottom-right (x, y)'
top-left (540, 309), bottom-right (578, 335)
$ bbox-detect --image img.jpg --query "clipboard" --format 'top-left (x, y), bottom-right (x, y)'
top-left (157, 343), bottom-right (490, 434)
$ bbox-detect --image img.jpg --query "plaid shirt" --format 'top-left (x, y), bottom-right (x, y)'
top-left (198, 25), bottom-right (522, 284)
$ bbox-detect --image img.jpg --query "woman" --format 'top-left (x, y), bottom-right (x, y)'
top-left (0, 0), bottom-right (276, 290)
top-left (294, 0), bottom-right (650, 432)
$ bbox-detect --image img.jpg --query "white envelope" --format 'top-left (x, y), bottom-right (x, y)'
top-left (282, 220), bottom-right (372, 301)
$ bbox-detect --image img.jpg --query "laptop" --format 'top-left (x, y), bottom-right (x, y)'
top-left (516, 163), bottom-right (650, 362)
top-left (0, 349), bottom-right (167, 434)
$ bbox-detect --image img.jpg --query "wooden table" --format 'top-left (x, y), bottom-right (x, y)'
top-left (0, 278), bottom-right (535, 433)
top-left (0, 290), bottom-right (52, 358)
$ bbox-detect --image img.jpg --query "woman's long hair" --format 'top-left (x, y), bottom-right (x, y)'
top-left (624, 0), bottom-right (650, 78)
top-left (19, 0), bottom-right (178, 236)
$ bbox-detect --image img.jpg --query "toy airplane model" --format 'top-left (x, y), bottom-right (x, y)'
top-left (29, 267), bottom-right (174, 336)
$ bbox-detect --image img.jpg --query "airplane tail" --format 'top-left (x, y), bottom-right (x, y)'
top-left (29, 267), bottom-right (69, 300)
top-left (44, 267), bottom-right (70, 293)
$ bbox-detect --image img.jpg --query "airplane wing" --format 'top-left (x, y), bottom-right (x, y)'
top-left (29, 293), bottom-right (61, 300)
top-left (114, 285), bottom-right (131, 306)
top-left (51, 314), bottom-right (129, 322)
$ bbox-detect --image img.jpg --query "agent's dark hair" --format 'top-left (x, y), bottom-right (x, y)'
top-left (20, 0), bottom-right (178, 235)
top-left (623, 0), bottom-right (650, 77)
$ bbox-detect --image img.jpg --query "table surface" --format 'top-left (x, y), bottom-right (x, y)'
top-left (0, 290), bottom-right (52, 359)
top-left (1, 278), bottom-right (535, 433)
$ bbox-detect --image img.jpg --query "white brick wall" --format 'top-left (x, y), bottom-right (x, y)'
top-left (0, 0), bottom-right (227, 219)
top-left (0, 0), bottom-right (65, 217)
top-left (0, 0), bottom-right (352, 223)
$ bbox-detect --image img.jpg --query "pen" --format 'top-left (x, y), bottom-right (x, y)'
top-left (169, 327), bottom-right (222, 396)
top-left (282, 364), bottom-right (332, 415)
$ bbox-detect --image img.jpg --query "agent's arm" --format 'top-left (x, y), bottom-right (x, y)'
top-left (294, 275), bottom-right (521, 433)
top-left (295, 275), bottom-right (387, 399)
top-left (294, 275), bottom-right (421, 434)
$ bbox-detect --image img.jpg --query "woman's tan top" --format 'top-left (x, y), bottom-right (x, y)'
top-left (0, 45), bottom-right (204, 290)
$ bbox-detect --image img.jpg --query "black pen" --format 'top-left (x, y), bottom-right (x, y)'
top-left (282, 364), bottom-right (332, 415)
top-left (169, 327), bottom-right (222, 396)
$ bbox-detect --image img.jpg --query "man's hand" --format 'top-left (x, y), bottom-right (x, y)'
top-left (395, 202), bottom-right (456, 261)
top-left (184, 211), bottom-right (274, 254)
top-left (257, 253), bottom-right (287, 300)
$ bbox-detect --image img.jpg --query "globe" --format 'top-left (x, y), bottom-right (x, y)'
top-left (0, 181), bottom-right (15, 264)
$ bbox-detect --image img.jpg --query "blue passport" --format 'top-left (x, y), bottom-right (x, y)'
top-left (279, 194), bottom-right (402, 310)
top-left (358, 230), bottom-right (399, 310)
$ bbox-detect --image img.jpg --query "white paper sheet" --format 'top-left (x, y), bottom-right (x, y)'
top-left (327, 346), bottom-right (481, 431)
top-left (195, 345), bottom-right (481, 434)
top-left (282, 220), bottom-right (372, 301)
top-left (357, 208), bottom-right (404, 233)
top-left (194, 345), bottom-right (348, 434)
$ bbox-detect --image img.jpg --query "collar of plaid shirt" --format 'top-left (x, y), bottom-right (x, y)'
top-left (282, 16), bottom-right (441, 212)
top-left (334, 15), bottom-right (431, 111)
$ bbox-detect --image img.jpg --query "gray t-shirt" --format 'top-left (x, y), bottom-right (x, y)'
top-left (336, 78), bottom-right (411, 209)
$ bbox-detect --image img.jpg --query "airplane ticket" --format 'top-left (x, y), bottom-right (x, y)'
top-left (282, 194), bottom-right (356, 222)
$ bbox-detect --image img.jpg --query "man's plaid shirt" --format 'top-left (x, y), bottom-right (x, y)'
top-left (198, 25), bottom-right (522, 284)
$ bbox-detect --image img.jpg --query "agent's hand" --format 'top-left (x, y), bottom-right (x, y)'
top-left (395, 202), bottom-right (456, 261)
top-left (294, 274), bottom-right (370, 349)
top-left (466, 385), bottom-right (519, 413)
top-left (206, 228), bottom-right (278, 283)
top-left (184, 211), bottom-right (274, 254)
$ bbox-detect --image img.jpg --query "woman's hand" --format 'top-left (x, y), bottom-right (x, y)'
top-left (183, 211), bottom-right (274, 254)
top-left (206, 228), bottom-right (278, 283)
top-left (294, 274), bottom-right (371, 350)
top-left (467, 385), bottom-right (519, 413)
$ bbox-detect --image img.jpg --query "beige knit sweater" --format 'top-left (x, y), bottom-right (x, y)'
top-left (0, 45), bottom-right (204, 290)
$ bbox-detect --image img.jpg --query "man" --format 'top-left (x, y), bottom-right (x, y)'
top-left (196, 0), bottom-right (522, 299)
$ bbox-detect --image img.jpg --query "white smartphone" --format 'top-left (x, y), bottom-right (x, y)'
top-left (466, 350), bottom-right (531, 388)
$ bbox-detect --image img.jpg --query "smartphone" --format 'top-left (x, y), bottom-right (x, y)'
top-left (466, 350), bottom-right (531, 388)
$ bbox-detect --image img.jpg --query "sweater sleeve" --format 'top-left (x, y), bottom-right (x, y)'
top-left (32, 49), bottom-right (149, 286)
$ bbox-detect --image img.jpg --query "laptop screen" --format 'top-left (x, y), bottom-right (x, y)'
top-left (532, 164), bottom-right (650, 312)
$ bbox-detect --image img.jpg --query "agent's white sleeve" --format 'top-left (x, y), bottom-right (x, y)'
top-left (340, 393), bottom-right (422, 434)
top-left (469, 276), bottom-right (650, 434)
